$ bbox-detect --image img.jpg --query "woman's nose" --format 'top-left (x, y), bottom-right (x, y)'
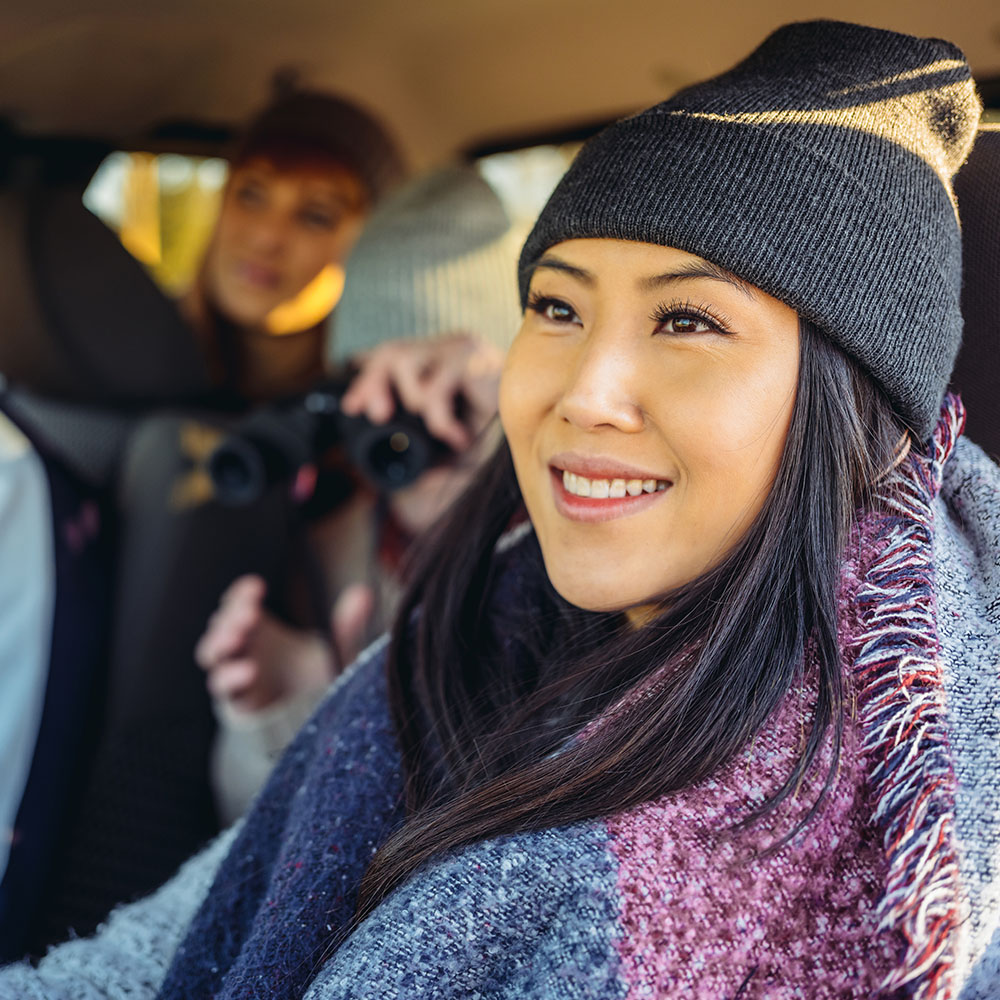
top-left (246, 212), bottom-right (292, 254)
top-left (554, 331), bottom-right (644, 433)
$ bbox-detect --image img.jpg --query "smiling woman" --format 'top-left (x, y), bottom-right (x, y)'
top-left (197, 157), bottom-right (367, 331)
top-left (502, 239), bottom-right (800, 615)
top-left (180, 89), bottom-right (405, 401)
top-left (2, 19), bottom-right (1000, 1000)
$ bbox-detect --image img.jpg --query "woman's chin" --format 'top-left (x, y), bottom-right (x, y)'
top-left (221, 296), bottom-right (277, 329)
top-left (548, 574), bottom-right (644, 617)
top-left (208, 282), bottom-right (281, 330)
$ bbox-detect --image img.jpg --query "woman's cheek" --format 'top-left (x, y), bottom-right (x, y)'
top-left (498, 331), bottom-right (534, 438)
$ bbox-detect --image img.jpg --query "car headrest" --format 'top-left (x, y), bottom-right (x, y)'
top-left (0, 183), bottom-right (211, 407)
top-left (952, 124), bottom-right (1000, 460)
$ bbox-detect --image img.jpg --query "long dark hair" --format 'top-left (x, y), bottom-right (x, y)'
top-left (356, 318), bottom-right (907, 920)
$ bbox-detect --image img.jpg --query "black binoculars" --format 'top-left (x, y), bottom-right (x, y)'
top-left (208, 377), bottom-right (447, 506)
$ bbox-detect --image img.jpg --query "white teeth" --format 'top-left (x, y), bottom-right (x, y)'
top-left (563, 470), bottom-right (590, 496)
top-left (562, 470), bottom-right (669, 499)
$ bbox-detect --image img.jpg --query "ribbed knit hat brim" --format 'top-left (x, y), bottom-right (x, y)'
top-left (519, 21), bottom-right (981, 438)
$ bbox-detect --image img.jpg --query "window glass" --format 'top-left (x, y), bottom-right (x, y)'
top-left (83, 152), bottom-right (228, 295)
top-left (83, 142), bottom-right (582, 298)
top-left (475, 142), bottom-right (580, 233)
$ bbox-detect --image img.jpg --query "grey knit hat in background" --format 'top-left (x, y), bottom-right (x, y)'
top-left (234, 90), bottom-right (407, 206)
top-left (329, 166), bottom-right (523, 363)
top-left (519, 20), bottom-right (982, 438)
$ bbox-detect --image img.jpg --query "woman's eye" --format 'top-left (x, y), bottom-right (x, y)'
top-left (544, 301), bottom-right (577, 323)
top-left (528, 296), bottom-right (580, 325)
top-left (300, 207), bottom-right (340, 230)
top-left (663, 315), bottom-right (711, 334)
top-left (655, 311), bottom-right (728, 335)
top-left (234, 184), bottom-right (266, 208)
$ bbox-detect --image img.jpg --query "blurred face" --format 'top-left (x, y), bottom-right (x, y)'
top-left (499, 239), bottom-right (799, 623)
top-left (202, 156), bottom-right (367, 327)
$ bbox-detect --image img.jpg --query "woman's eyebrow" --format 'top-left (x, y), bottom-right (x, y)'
top-left (306, 189), bottom-right (364, 213)
top-left (532, 255), bottom-right (595, 285)
top-left (639, 261), bottom-right (758, 300)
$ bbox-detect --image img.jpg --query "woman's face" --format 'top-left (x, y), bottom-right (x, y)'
top-left (500, 239), bottom-right (800, 622)
top-left (202, 156), bottom-right (367, 328)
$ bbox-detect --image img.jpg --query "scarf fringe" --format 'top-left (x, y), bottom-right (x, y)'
top-left (852, 395), bottom-right (967, 999)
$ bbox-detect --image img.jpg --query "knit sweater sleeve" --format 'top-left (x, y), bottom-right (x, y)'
top-left (0, 822), bottom-right (240, 999)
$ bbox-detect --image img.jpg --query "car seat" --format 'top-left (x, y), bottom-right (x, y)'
top-left (0, 405), bottom-right (113, 961)
top-left (0, 174), bottom-right (216, 957)
top-left (0, 181), bottom-right (211, 408)
top-left (0, 176), bottom-right (302, 953)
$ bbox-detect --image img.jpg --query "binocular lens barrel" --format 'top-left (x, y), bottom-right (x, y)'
top-left (207, 384), bottom-right (444, 505)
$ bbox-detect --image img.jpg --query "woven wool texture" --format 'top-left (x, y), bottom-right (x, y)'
top-left (518, 21), bottom-right (982, 438)
top-left (157, 636), bottom-right (902, 999)
top-left (933, 436), bottom-right (1000, 982)
top-left (604, 664), bottom-right (896, 997)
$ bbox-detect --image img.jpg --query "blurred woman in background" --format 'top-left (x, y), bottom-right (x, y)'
top-left (180, 87), bottom-right (405, 403)
top-left (24, 87), bottom-right (406, 949)
top-left (196, 167), bottom-right (521, 823)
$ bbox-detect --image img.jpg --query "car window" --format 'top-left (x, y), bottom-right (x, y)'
top-left (83, 152), bottom-right (228, 295)
top-left (82, 141), bottom-right (581, 298)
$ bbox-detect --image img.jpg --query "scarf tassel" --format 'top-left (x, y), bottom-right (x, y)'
top-left (852, 395), bottom-right (967, 999)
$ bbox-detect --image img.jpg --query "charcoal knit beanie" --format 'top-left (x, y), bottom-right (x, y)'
top-left (518, 21), bottom-right (982, 438)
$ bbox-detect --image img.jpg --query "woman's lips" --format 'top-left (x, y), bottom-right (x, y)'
top-left (548, 452), bottom-right (668, 483)
top-left (237, 261), bottom-right (282, 289)
top-left (549, 465), bottom-right (672, 523)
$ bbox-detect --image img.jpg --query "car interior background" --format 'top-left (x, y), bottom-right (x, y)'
top-left (0, 0), bottom-right (997, 958)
